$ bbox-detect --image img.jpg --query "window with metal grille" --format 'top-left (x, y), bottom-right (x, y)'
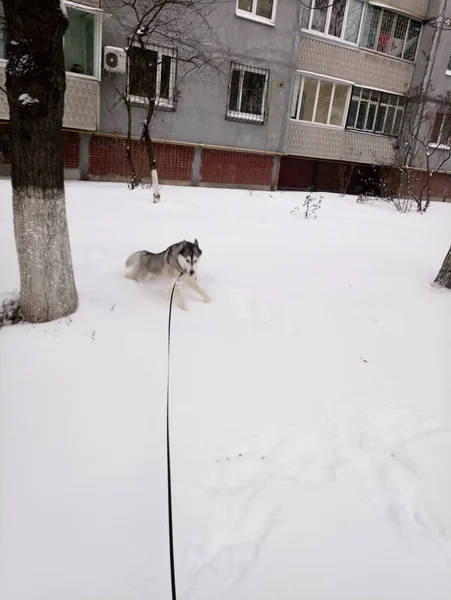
top-left (346, 86), bottom-right (405, 135)
top-left (290, 75), bottom-right (350, 127)
top-left (236, 0), bottom-right (276, 23)
top-left (226, 63), bottom-right (269, 124)
top-left (301, 0), bottom-right (364, 44)
top-left (361, 5), bottom-right (421, 62)
top-left (430, 113), bottom-right (451, 147)
top-left (128, 44), bottom-right (176, 109)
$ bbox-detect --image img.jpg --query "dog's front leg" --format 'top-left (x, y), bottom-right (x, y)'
top-left (174, 282), bottom-right (189, 311)
top-left (183, 275), bottom-right (212, 303)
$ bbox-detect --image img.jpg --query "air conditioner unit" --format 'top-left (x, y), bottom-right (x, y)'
top-left (103, 46), bottom-right (127, 74)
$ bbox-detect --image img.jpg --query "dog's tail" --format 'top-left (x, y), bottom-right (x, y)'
top-left (125, 251), bottom-right (143, 268)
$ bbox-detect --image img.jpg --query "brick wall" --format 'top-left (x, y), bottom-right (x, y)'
top-left (87, 134), bottom-right (274, 188)
top-left (1, 126), bottom-right (79, 170)
top-left (88, 135), bottom-right (193, 181)
top-left (63, 132), bottom-right (80, 169)
top-left (200, 149), bottom-right (273, 186)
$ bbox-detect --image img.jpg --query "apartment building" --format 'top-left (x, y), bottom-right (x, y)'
top-left (1, 0), bottom-right (449, 195)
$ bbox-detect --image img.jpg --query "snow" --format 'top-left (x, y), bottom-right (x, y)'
top-left (18, 93), bottom-right (39, 105)
top-left (1, 179), bottom-right (451, 599)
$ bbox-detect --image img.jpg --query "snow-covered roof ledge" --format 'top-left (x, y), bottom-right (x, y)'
top-left (66, 0), bottom-right (103, 10)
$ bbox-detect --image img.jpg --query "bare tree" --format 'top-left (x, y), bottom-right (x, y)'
top-left (435, 245), bottom-right (451, 289)
top-left (338, 162), bottom-right (355, 196)
top-left (103, 0), bottom-right (227, 202)
top-left (394, 84), bottom-right (451, 213)
top-left (3, 0), bottom-right (77, 323)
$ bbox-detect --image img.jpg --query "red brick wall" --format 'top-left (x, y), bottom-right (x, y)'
top-left (63, 132), bottom-right (80, 169)
top-left (200, 149), bottom-right (274, 186)
top-left (88, 135), bottom-right (193, 181)
top-left (1, 127), bottom-right (79, 168)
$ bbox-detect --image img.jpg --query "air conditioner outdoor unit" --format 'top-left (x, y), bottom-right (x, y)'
top-left (103, 46), bottom-right (127, 74)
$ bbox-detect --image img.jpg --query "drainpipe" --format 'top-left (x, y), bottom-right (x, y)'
top-left (264, 80), bottom-right (284, 152)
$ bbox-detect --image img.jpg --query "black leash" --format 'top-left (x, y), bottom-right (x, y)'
top-left (166, 274), bottom-right (181, 600)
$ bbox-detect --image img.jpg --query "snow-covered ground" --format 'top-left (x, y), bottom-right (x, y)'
top-left (1, 179), bottom-right (451, 600)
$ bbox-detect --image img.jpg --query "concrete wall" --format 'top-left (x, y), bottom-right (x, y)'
top-left (99, 0), bottom-right (299, 153)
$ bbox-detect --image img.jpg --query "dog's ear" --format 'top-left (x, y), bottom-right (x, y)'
top-left (194, 238), bottom-right (199, 247)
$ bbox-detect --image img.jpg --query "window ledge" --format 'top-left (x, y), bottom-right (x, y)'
top-left (226, 109), bottom-right (265, 124)
top-left (289, 118), bottom-right (345, 130)
top-left (428, 143), bottom-right (451, 150)
top-left (346, 127), bottom-right (398, 139)
top-left (67, 71), bottom-right (100, 82)
top-left (235, 10), bottom-right (275, 27)
top-left (300, 29), bottom-right (359, 49)
top-left (128, 95), bottom-right (176, 111)
top-left (446, 70), bottom-right (451, 77)
top-left (359, 46), bottom-right (416, 66)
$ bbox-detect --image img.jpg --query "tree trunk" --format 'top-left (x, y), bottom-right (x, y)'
top-left (3, 0), bottom-right (77, 323)
top-left (142, 120), bottom-right (160, 203)
top-left (435, 245), bottom-right (451, 289)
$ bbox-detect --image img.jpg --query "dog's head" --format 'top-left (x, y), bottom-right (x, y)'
top-left (177, 239), bottom-right (202, 277)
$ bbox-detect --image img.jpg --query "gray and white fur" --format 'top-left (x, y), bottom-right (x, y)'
top-left (125, 239), bottom-right (211, 310)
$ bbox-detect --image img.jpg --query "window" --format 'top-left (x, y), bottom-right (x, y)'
top-left (301, 0), bottom-right (364, 44)
top-left (290, 75), bottom-right (350, 127)
top-left (64, 7), bottom-right (97, 76)
top-left (236, 0), bottom-right (277, 24)
top-left (361, 5), bottom-right (421, 62)
top-left (430, 113), bottom-right (451, 147)
top-left (128, 44), bottom-right (176, 109)
top-left (346, 87), bottom-right (405, 135)
top-left (0, 4), bottom-right (5, 60)
top-left (226, 63), bottom-right (269, 123)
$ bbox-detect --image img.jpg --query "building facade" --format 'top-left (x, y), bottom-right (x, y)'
top-left (0, 0), bottom-right (450, 195)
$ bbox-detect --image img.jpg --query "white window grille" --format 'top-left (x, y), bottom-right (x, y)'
top-left (226, 62), bottom-right (269, 124)
top-left (128, 43), bottom-right (177, 109)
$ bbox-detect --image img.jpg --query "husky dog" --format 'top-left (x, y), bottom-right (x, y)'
top-left (125, 239), bottom-right (211, 310)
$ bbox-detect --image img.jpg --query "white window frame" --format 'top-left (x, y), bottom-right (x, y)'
top-left (64, 1), bottom-right (102, 80)
top-left (302, 0), bottom-right (365, 46)
top-left (429, 113), bottom-right (451, 149)
top-left (360, 4), bottom-right (422, 63)
top-left (346, 85), bottom-right (405, 136)
top-left (226, 62), bottom-right (269, 123)
top-left (235, 0), bottom-right (278, 26)
top-left (127, 43), bottom-right (177, 110)
top-left (290, 72), bottom-right (352, 129)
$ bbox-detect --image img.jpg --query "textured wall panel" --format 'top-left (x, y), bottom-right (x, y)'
top-left (0, 67), bottom-right (98, 131)
top-left (383, 0), bottom-right (429, 18)
top-left (0, 68), bottom-right (7, 121)
top-left (64, 76), bottom-right (99, 131)
top-left (284, 121), bottom-right (395, 165)
top-left (298, 37), bottom-right (414, 94)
